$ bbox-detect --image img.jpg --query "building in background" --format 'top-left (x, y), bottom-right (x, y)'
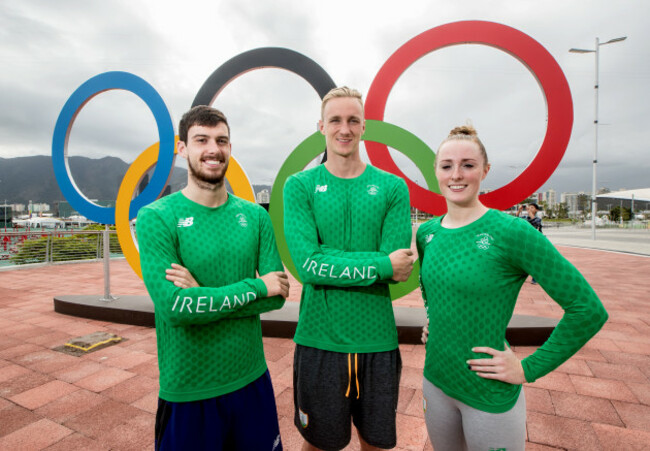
top-left (256, 189), bottom-right (270, 204)
top-left (597, 188), bottom-right (650, 216)
top-left (54, 200), bottom-right (114, 218)
top-left (31, 203), bottom-right (50, 213)
top-left (0, 203), bottom-right (11, 227)
top-left (545, 189), bottom-right (557, 208)
top-left (562, 193), bottom-right (581, 219)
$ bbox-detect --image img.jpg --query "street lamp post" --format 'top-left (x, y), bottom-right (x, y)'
top-left (570, 36), bottom-right (627, 240)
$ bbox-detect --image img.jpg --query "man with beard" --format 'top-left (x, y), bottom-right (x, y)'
top-left (137, 105), bottom-right (289, 450)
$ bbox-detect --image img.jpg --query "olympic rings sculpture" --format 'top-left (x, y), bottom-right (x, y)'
top-left (52, 21), bottom-right (573, 299)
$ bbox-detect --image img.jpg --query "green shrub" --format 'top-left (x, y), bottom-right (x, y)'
top-left (11, 235), bottom-right (98, 265)
top-left (51, 236), bottom-right (97, 262)
top-left (10, 239), bottom-right (47, 264)
top-left (81, 225), bottom-right (123, 255)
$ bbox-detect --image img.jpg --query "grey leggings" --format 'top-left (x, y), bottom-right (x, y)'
top-left (422, 378), bottom-right (526, 451)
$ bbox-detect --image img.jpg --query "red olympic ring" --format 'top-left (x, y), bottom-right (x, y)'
top-left (365, 20), bottom-right (573, 215)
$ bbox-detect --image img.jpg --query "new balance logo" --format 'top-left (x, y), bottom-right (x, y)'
top-left (315, 185), bottom-right (328, 193)
top-left (177, 217), bottom-right (194, 227)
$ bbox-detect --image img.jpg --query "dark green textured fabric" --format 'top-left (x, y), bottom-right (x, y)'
top-left (417, 209), bottom-right (607, 413)
top-left (284, 164), bottom-right (412, 353)
top-left (137, 192), bottom-right (285, 402)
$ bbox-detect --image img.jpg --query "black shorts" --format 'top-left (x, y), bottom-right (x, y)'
top-left (293, 345), bottom-right (401, 451)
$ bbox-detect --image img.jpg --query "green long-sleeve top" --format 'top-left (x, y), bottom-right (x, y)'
top-left (416, 209), bottom-right (607, 413)
top-left (284, 164), bottom-right (412, 353)
top-left (137, 192), bottom-right (285, 402)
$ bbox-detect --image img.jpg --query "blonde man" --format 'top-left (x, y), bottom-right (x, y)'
top-left (284, 87), bottom-right (414, 450)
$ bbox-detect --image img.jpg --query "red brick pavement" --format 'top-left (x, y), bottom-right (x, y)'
top-left (0, 246), bottom-right (648, 450)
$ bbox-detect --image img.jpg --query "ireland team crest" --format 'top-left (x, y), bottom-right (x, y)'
top-left (475, 233), bottom-right (494, 250)
top-left (299, 408), bottom-right (309, 428)
top-left (367, 184), bottom-right (379, 196)
top-left (236, 213), bottom-right (248, 228)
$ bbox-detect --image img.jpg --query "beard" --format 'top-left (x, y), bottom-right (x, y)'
top-left (187, 157), bottom-right (229, 189)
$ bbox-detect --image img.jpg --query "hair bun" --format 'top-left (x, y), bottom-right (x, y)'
top-left (448, 125), bottom-right (477, 137)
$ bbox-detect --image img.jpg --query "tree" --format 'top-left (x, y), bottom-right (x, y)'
top-left (577, 194), bottom-right (590, 214)
top-left (539, 200), bottom-right (549, 211)
top-left (556, 203), bottom-right (569, 219)
top-left (610, 206), bottom-right (632, 223)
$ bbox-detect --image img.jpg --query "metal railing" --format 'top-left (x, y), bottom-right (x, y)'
top-left (0, 229), bottom-right (123, 267)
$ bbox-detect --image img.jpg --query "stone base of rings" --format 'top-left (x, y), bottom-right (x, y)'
top-left (53, 295), bottom-right (558, 346)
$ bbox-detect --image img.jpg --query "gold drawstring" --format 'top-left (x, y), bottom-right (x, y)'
top-left (345, 353), bottom-right (352, 397)
top-left (345, 353), bottom-right (360, 399)
top-left (354, 353), bottom-right (360, 399)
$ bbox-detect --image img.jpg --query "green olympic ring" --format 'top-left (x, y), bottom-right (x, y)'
top-left (269, 119), bottom-right (439, 300)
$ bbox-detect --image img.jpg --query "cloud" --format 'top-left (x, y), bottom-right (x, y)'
top-left (0, 0), bottom-right (648, 201)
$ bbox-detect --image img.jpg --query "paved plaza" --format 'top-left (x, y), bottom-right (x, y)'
top-left (0, 230), bottom-right (649, 450)
top-left (544, 226), bottom-right (650, 256)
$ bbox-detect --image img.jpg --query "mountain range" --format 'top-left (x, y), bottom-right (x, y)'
top-left (0, 155), bottom-right (190, 207)
top-left (0, 156), bottom-right (272, 210)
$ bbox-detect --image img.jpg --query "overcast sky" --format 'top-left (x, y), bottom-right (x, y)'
top-left (1, 0), bottom-right (647, 200)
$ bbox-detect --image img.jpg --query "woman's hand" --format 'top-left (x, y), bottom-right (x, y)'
top-left (165, 263), bottom-right (199, 289)
top-left (467, 342), bottom-right (526, 384)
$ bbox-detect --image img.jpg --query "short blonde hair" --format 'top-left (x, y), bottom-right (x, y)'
top-left (321, 86), bottom-right (364, 119)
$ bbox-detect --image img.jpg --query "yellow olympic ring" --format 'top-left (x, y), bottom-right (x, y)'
top-left (115, 138), bottom-right (255, 279)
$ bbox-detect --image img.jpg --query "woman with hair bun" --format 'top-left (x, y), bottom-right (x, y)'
top-left (416, 125), bottom-right (607, 450)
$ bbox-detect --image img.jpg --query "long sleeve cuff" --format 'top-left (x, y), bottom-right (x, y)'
top-left (253, 278), bottom-right (267, 298)
top-left (376, 255), bottom-right (393, 280)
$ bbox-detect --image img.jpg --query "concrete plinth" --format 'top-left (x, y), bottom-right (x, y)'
top-left (53, 295), bottom-right (558, 345)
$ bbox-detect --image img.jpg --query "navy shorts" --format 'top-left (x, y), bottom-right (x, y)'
top-left (293, 345), bottom-right (401, 450)
top-left (155, 370), bottom-right (282, 451)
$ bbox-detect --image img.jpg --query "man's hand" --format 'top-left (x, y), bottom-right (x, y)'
top-left (260, 271), bottom-right (290, 298)
top-left (389, 249), bottom-right (415, 282)
top-left (166, 263), bottom-right (199, 289)
top-left (467, 342), bottom-right (527, 385)
top-left (421, 318), bottom-right (429, 344)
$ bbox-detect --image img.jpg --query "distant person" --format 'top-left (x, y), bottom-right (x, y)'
top-left (137, 105), bottom-right (289, 450)
top-left (284, 87), bottom-right (414, 450)
top-left (417, 125), bottom-right (607, 451)
top-left (518, 203), bottom-right (543, 284)
top-left (516, 204), bottom-right (529, 219)
top-left (517, 202), bottom-right (542, 232)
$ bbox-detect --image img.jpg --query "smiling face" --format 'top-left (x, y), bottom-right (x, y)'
top-left (319, 96), bottom-right (365, 160)
top-left (178, 123), bottom-right (231, 189)
top-left (435, 139), bottom-right (490, 208)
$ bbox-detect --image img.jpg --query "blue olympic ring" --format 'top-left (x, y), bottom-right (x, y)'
top-left (52, 71), bottom-right (175, 224)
